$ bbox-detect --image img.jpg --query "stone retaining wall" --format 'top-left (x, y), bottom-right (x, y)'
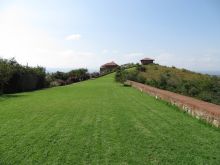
top-left (127, 80), bottom-right (220, 127)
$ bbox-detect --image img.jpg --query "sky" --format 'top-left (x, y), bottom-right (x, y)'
top-left (0, 0), bottom-right (220, 72)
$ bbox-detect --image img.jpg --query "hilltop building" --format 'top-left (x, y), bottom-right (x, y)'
top-left (140, 58), bottom-right (154, 65)
top-left (100, 61), bottom-right (119, 73)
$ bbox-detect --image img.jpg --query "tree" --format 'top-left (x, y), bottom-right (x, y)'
top-left (0, 58), bottom-right (15, 94)
top-left (115, 67), bottom-right (128, 83)
top-left (136, 64), bottom-right (146, 72)
top-left (1, 58), bottom-right (47, 94)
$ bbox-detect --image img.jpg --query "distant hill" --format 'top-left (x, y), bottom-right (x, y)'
top-left (200, 71), bottom-right (220, 76)
top-left (116, 64), bottom-right (220, 105)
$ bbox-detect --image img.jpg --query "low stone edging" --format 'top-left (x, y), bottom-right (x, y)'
top-left (127, 80), bottom-right (220, 127)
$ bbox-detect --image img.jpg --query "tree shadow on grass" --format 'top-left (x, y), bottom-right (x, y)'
top-left (0, 94), bottom-right (27, 102)
top-left (122, 82), bottom-right (132, 87)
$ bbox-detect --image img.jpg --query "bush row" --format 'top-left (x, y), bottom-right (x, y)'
top-left (0, 58), bottom-right (99, 94)
top-left (0, 58), bottom-right (46, 94)
top-left (47, 69), bottom-right (91, 87)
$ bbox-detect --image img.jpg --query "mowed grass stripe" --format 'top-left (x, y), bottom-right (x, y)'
top-left (119, 84), bottom-right (220, 163)
top-left (0, 74), bottom-right (220, 164)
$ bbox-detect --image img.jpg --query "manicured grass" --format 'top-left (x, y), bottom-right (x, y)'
top-left (0, 74), bottom-right (220, 164)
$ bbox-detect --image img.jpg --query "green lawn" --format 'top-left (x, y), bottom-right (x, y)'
top-left (0, 74), bottom-right (220, 165)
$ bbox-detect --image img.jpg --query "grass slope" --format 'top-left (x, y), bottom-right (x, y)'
top-left (130, 64), bottom-right (220, 105)
top-left (139, 64), bottom-right (211, 81)
top-left (0, 74), bottom-right (220, 164)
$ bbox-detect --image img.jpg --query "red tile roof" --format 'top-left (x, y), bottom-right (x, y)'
top-left (141, 58), bottom-right (154, 61)
top-left (101, 61), bottom-right (119, 68)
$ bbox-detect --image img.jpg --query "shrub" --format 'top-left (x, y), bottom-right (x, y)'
top-left (145, 79), bottom-right (159, 87)
top-left (118, 63), bottom-right (220, 105)
top-left (115, 67), bottom-right (128, 83)
top-left (136, 75), bottom-right (146, 84)
top-left (198, 92), bottom-right (212, 102)
top-left (188, 87), bottom-right (199, 96)
top-left (127, 70), bottom-right (138, 81)
top-left (50, 79), bottom-right (66, 87)
top-left (90, 72), bottom-right (100, 78)
top-left (51, 71), bottom-right (68, 81)
top-left (136, 65), bottom-right (146, 72)
top-left (154, 66), bottom-right (158, 70)
top-left (1, 57), bottom-right (92, 94)
top-left (0, 58), bottom-right (15, 94)
top-left (123, 82), bottom-right (131, 87)
top-left (158, 73), bottom-right (170, 89)
top-left (1, 58), bottom-right (47, 94)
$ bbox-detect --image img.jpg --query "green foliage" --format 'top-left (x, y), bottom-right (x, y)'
top-left (0, 58), bottom-right (47, 94)
top-left (51, 71), bottom-right (68, 81)
top-left (115, 66), bottom-right (146, 84)
top-left (158, 72), bottom-right (170, 89)
top-left (198, 91), bottom-right (212, 102)
top-left (126, 70), bottom-right (138, 81)
top-left (46, 68), bottom-right (90, 87)
top-left (69, 68), bottom-right (89, 81)
top-left (115, 67), bottom-right (128, 83)
top-left (120, 63), bottom-right (137, 69)
top-left (136, 64), bottom-right (146, 72)
top-left (145, 79), bottom-right (159, 87)
top-left (90, 72), bottom-right (100, 78)
top-left (188, 86), bottom-right (200, 96)
top-left (0, 58), bottom-right (13, 94)
top-left (119, 64), bottom-right (220, 105)
top-left (0, 57), bottom-right (91, 94)
top-left (49, 79), bottom-right (66, 87)
top-left (136, 74), bottom-right (146, 83)
top-left (0, 74), bottom-right (220, 164)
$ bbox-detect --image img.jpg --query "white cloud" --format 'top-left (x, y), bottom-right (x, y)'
top-left (112, 50), bottom-right (119, 54)
top-left (0, 5), bottom-right (98, 70)
top-left (0, 5), bottom-right (219, 72)
top-left (101, 49), bottom-right (109, 54)
top-left (0, 6), bottom-right (60, 65)
top-left (65, 34), bottom-right (81, 41)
